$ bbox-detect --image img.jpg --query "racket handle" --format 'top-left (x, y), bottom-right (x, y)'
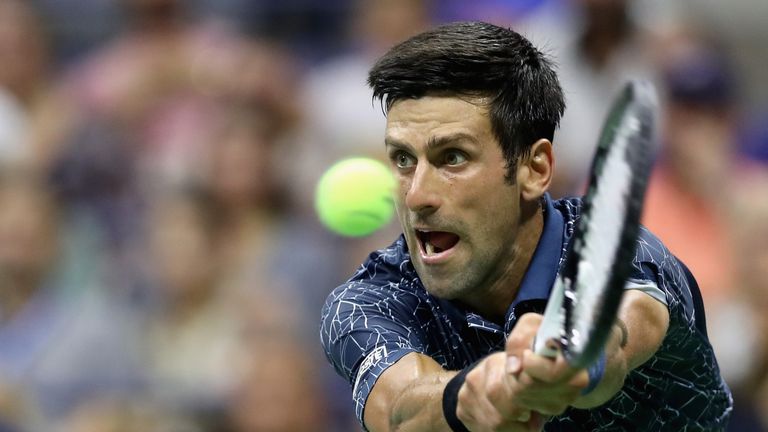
top-left (533, 277), bottom-right (566, 358)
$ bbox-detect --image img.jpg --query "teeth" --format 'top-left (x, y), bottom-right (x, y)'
top-left (425, 241), bottom-right (435, 256)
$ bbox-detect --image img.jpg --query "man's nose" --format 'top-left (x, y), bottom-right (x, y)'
top-left (404, 164), bottom-right (442, 216)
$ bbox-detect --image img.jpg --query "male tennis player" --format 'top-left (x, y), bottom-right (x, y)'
top-left (320, 22), bottom-right (732, 431)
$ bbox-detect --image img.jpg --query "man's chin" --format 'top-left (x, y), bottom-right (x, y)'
top-left (414, 262), bottom-right (467, 299)
top-left (420, 278), bottom-right (463, 300)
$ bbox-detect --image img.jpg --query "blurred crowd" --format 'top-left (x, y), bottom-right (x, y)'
top-left (0, 0), bottom-right (766, 431)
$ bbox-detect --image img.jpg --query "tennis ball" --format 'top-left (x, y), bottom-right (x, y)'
top-left (315, 157), bottom-right (396, 237)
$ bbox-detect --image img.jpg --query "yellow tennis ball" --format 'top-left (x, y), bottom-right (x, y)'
top-left (315, 157), bottom-right (396, 237)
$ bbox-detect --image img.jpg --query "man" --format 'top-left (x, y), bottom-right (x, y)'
top-left (320, 22), bottom-right (732, 431)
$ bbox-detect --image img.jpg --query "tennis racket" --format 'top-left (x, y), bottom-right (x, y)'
top-left (533, 80), bottom-right (658, 369)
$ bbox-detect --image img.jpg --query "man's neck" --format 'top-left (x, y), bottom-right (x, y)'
top-left (465, 202), bottom-right (545, 323)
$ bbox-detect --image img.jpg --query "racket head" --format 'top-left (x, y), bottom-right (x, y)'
top-left (559, 80), bottom-right (658, 368)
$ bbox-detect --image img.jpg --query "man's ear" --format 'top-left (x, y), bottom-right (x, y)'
top-left (516, 139), bottom-right (553, 202)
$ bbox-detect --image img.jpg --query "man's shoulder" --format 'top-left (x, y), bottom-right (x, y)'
top-left (551, 196), bottom-right (676, 271)
top-left (634, 225), bottom-right (677, 267)
top-left (552, 195), bottom-right (694, 305)
top-left (325, 236), bottom-right (426, 306)
top-left (349, 236), bottom-right (415, 283)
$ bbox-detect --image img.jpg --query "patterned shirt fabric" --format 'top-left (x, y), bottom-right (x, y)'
top-left (320, 195), bottom-right (733, 431)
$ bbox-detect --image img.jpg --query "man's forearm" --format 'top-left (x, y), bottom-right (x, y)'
top-left (388, 372), bottom-right (457, 431)
top-left (364, 353), bottom-right (457, 432)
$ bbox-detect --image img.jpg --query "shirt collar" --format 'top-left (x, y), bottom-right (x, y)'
top-left (509, 193), bottom-right (566, 310)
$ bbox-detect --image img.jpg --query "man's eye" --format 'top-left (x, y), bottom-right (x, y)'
top-left (393, 152), bottom-right (415, 169)
top-left (444, 151), bottom-right (467, 166)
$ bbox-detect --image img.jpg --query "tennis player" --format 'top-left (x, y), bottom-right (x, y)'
top-left (320, 22), bottom-right (732, 431)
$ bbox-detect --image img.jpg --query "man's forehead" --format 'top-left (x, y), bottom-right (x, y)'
top-left (385, 95), bottom-right (491, 133)
top-left (384, 99), bottom-right (496, 153)
top-left (387, 93), bottom-right (490, 113)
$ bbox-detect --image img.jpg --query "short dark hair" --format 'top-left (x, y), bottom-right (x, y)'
top-left (368, 21), bottom-right (565, 180)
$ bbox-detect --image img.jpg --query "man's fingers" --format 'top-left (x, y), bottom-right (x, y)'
top-left (458, 372), bottom-right (504, 429)
top-left (521, 349), bottom-right (578, 384)
top-left (484, 354), bottom-right (535, 423)
top-left (568, 370), bottom-right (590, 389)
top-left (485, 354), bottom-right (511, 404)
top-left (519, 348), bottom-right (589, 391)
top-left (506, 355), bottom-right (522, 375)
top-left (508, 349), bottom-right (589, 415)
top-left (505, 313), bottom-right (543, 357)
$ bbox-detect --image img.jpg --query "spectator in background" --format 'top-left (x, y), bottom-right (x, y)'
top-left (24, 2), bottom-right (336, 426)
top-left (294, 0), bottom-right (433, 302)
top-left (20, 0), bottom-right (302, 317)
top-left (0, 169), bottom-right (144, 430)
top-left (641, 40), bottom-right (738, 315)
top-left (141, 186), bottom-right (245, 420)
top-left (56, 0), bottom-right (298, 186)
top-left (0, 170), bottom-right (61, 428)
top-left (201, 103), bottom-right (337, 337)
top-left (721, 178), bottom-right (768, 431)
top-left (0, 379), bottom-right (28, 432)
top-left (295, 0), bottom-right (433, 210)
top-left (28, 0), bottom-right (299, 254)
top-left (136, 101), bottom-right (337, 429)
top-left (60, 396), bottom-right (205, 432)
top-left (0, 0), bottom-right (51, 165)
top-left (204, 104), bottom-right (291, 286)
top-left (546, 0), bottom-right (658, 197)
top-left (739, 108), bottom-right (768, 165)
top-left (228, 338), bottom-right (328, 432)
top-left (640, 36), bottom-right (768, 430)
top-left (436, 0), bottom-right (553, 23)
top-left (195, 100), bottom-right (344, 429)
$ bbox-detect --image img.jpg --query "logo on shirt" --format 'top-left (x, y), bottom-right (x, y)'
top-left (353, 345), bottom-right (388, 396)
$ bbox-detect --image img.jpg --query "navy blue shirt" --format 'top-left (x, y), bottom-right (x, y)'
top-left (320, 196), bottom-right (733, 431)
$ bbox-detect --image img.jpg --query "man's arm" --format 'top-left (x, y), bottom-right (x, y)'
top-left (362, 290), bottom-right (669, 431)
top-left (364, 353), bottom-right (454, 431)
top-left (365, 352), bottom-right (541, 432)
top-left (507, 289), bottom-right (670, 412)
top-left (574, 289), bottom-right (669, 408)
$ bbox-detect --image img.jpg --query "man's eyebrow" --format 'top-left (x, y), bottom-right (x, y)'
top-left (426, 133), bottom-right (478, 151)
top-left (384, 133), bottom-right (477, 151)
top-left (384, 137), bottom-right (410, 150)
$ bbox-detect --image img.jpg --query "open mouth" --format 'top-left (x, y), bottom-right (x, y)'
top-left (415, 230), bottom-right (460, 256)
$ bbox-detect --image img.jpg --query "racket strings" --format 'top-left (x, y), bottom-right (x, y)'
top-left (568, 112), bottom-right (643, 363)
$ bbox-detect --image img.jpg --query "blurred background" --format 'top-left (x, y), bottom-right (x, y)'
top-left (0, 0), bottom-right (766, 430)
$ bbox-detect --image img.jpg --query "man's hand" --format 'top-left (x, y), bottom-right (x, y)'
top-left (505, 313), bottom-right (589, 415)
top-left (455, 313), bottom-right (589, 431)
top-left (456, 352), bottom-right (545, 431)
